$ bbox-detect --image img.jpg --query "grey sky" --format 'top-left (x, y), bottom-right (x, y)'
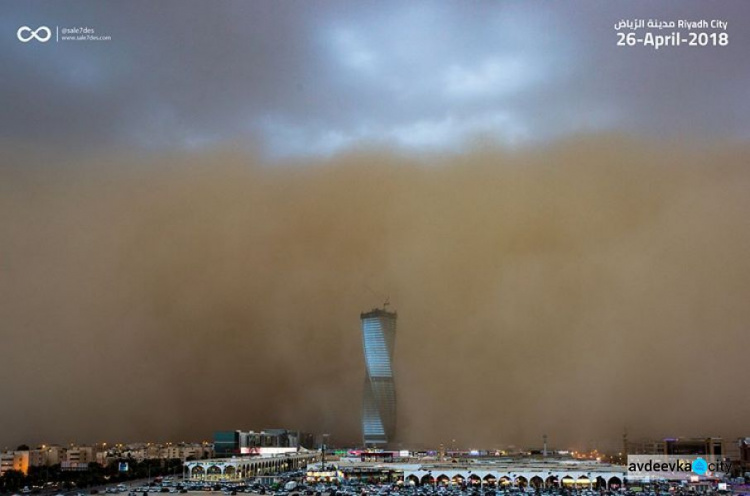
top-left (3, 0), bottom-right (749, 159)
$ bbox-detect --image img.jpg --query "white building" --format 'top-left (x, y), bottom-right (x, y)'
top-left (65, 446), bottom-right (95, 464)
top-left (185, 451), bottom-right (320, 481)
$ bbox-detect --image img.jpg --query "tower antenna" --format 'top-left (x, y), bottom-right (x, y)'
top-left (364, 284), bottom-right (390, 310)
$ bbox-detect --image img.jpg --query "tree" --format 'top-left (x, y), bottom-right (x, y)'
top-left (0, 469), bottom-right (27, 492)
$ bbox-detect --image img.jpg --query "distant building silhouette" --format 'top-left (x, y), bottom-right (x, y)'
top-left (624, 437), bottom-right (723, 456)
top-left (360, 307), bottom-right (397, 446)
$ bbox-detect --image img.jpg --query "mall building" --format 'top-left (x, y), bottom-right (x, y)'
top-left (307, 458), bottom-right (626, 489)
top-left (185, 450), bottom-right (320, 481)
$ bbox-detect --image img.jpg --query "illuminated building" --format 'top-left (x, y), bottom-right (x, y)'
top-left (360, 308), bottom-right (397, 446)
top-left (0, 451), bottom-right (29, 476)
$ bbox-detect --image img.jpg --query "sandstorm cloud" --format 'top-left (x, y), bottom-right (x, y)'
top-left (1, 136), bottom-right (749, 450)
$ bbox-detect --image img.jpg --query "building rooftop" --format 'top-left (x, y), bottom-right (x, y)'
top-left (361, 308), bottom-right (398, 319)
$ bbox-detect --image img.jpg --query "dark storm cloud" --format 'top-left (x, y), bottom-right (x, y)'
top-left (2, 0), bottom-right (749, 157)
top-left (1, 138), bottom-right (750, 450)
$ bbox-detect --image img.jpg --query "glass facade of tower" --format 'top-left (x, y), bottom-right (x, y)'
top-left (360, 308), bottom-right (397, 446)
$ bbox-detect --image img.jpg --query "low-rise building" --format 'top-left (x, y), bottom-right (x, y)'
top-left (28, 445), bottom-right (65, 467)
top-left (0, 451), bottom-right (30, 476)
top-left (65, 446), bottom-right (96, 464)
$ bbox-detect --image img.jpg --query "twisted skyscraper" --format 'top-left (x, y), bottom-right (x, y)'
top-left (360, 308), bottom-right (397, 446)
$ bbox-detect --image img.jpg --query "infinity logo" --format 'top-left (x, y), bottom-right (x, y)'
top-left (17, 25), bottom-right (52, 43)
